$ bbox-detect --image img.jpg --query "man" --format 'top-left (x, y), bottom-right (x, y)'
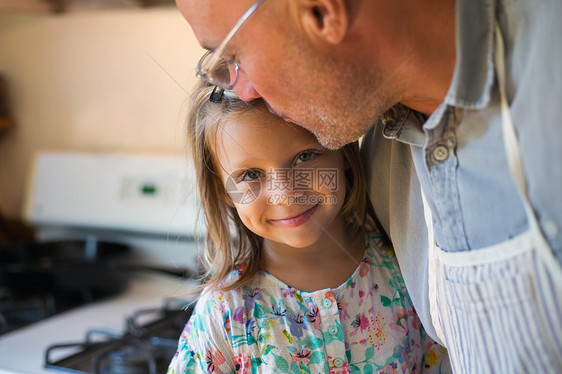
top-left (176, 0), bottom-right (562, 372)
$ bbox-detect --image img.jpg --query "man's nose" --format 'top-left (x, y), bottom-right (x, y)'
top-left (233, 69), bottom-right (261, 101)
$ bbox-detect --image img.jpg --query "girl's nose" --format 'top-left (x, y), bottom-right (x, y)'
top-left (233, 69), bottom-right (261, 101)
top-left (266, 174), bottom-right (307, 206)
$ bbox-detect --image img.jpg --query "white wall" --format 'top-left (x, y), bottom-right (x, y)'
top-left (0, 6), bottom-right (204, 218)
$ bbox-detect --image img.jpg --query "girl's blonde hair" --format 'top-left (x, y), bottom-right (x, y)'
top-left (187, 80), bottom-right (381, 292)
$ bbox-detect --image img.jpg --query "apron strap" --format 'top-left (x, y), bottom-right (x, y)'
top-left (423, 190), bottom-right (447, 345)
top-left (494, 23), bottom-right (543, 236)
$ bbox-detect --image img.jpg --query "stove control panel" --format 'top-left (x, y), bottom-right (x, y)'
top-left (24, 152), bottom-right (203, 238)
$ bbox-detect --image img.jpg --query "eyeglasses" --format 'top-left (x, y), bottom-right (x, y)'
top-left (196, 0), bottom-right (267, 90)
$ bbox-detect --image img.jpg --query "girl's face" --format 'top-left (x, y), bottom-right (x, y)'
top-left (215, 107), bottom-right (347, 249)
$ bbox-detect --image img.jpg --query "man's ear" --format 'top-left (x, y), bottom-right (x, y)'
top-left (299, 0), bottom-right (349, 45)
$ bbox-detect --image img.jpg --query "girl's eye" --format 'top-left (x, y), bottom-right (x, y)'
top-left (296, 152), bottom-right (315, 164)
top-left (240, 169), bottom-right (264, 182)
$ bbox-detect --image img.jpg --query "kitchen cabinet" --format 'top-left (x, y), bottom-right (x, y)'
top-left (0, 75), bottom-right (12, 134)
top-left (0, 118), bottom-right (12, 133)
top-left (0, 0), bottom-right (55, 13)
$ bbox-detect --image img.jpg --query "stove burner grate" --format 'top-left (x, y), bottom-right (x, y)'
top-left (45, 305), bottom-right (193, 374)
top-left (0, 286), bottom-right (98, 335)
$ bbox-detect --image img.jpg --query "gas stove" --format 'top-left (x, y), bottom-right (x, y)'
top-left (45, 301), bottom-right (193, 374)
top-left (0, 152), bottom-right (202, 374)
top-left (0, 273), bottom-right (197, 374)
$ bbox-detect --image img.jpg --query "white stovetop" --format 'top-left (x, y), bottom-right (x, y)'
top-left (0, 273), bottom-right (198, 374)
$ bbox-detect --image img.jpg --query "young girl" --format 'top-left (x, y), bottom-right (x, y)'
top-left (168, 82), bottom-right (450, 373)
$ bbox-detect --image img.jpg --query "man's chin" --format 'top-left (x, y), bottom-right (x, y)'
top-left (313, 131), bottom-right (351, 151)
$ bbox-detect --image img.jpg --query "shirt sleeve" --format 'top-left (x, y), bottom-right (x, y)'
top-left (168, 291), bottom-right (236, 374)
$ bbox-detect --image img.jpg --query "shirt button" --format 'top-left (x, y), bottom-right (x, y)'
top-left (544, 219), bottom-right (560, 239)
top-left (333, 358), bottom-right (344, 368)
top-left (322, 298), bottom-right (333, 309)
top-left (328, 325), bottom-right (338, 336)
top-left (432, 145), bottom-right (449, 162)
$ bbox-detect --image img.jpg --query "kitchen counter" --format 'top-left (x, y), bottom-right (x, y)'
top-left (0, 273), bottom-right (197, 374)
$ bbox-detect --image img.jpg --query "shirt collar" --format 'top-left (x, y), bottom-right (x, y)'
top-left (380, 104), bottom-right (426, 146)
top-left (444, 0), bottom-right (496, 110)
top-left (380, 0), bottom-right (496, 139)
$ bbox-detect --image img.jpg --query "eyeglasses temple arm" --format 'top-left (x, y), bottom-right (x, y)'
top-left (201, 0), bottom-right (267, 70)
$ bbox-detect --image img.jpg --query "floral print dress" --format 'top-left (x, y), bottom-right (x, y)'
top-left (168, 232), bottom-right (451, 373)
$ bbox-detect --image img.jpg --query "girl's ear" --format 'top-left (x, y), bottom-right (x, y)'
top-left (297, 0), bottom-right (349, 45)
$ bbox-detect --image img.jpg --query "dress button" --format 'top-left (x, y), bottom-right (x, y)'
top-left (328, 325), bottom-right (338, 336)
top-left (322, 298), bottom-right (333, 309)
top-left (544, 219), bottom-right (560, 239)
top-left (333, 358), bottom-right (344, 368)
top-left (432, 145), bottom-right (449, 162)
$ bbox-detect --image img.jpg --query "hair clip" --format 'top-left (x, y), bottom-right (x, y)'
top-left (209, 86), bottom-right (225, 102)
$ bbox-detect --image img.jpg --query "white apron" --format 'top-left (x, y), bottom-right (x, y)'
top-left (424, 24), bottom-right (562, 373)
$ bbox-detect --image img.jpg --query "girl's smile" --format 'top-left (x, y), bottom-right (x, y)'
top-left (269, 204), bottom-right (319, 228)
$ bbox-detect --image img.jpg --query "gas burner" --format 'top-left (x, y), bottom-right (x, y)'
top-left (0, 288), bottom-right (59, 335)
top-left (0, 281), bottom-right (120, 336)
top-left (45, 303), bottom-right (193, 373)
top-left (105, 345), bottom-right (159, 374)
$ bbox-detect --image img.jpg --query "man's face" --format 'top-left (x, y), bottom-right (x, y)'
top-left (176, 0), bottom-right (400, 149)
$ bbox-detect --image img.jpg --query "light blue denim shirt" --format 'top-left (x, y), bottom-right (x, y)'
top-left (362, 0), bottom-right (562, 343)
